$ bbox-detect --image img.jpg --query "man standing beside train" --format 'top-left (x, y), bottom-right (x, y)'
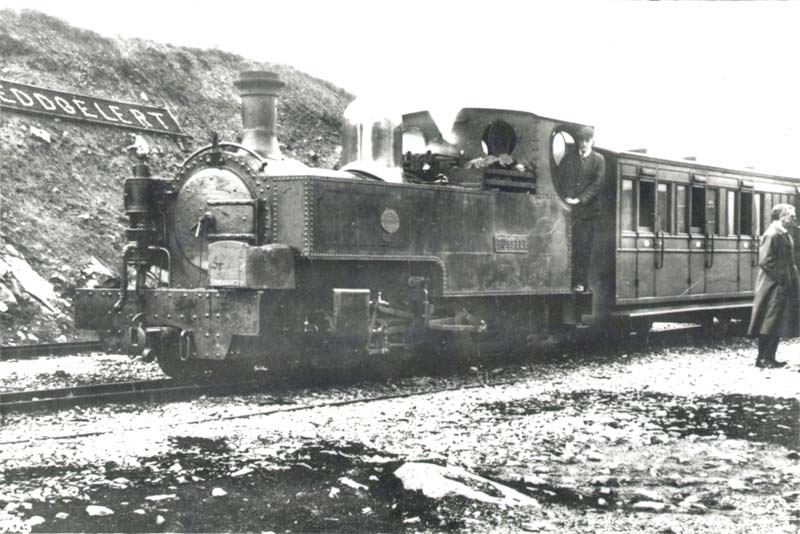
top-left (560, 126), bottom-right (607, 293)
top-left (747, 203), bottom-right (800, 368)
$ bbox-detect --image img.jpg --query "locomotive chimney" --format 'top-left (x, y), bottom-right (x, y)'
top-left (234, 71), bottom-right (285, 159)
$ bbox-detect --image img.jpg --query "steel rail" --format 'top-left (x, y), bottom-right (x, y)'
top-left (0, 324), bottom-right (739, 445)
top-left (0, 340), bottom-right (103, 360)
top-left (0, 322), bottom-right (723, 416)
top-left (0, 377), bottom-right (274, 415)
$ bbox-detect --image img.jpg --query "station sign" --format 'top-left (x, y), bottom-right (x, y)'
top-left (0, 79), bottom-right (185, 137)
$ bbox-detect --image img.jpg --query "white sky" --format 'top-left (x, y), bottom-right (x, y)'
top-left (2, 0), bottom-right (800, 175)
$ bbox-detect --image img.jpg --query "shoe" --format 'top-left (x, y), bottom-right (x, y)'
top-left (573, 284), bottom-right (585, 293)
top-left (756, 359), bottom-right (767, 368)
top-left (768, 360), bottom-right (788, 368)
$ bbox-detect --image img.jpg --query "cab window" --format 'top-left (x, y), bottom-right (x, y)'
top-left (551, 130), bottom-right (574, 167)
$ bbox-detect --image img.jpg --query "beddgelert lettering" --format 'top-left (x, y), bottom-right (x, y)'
top-left (0, 79), bottom-right (183, 136)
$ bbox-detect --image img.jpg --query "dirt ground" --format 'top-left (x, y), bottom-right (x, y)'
top-left (2, 333), bottom-right (800, 533)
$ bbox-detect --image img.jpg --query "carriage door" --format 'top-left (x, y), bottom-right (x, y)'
top-left (687, 177), bottom-right (717, 295)
top-left (616, 172), bottom-right (638, 300)
top-left (635, 176), bottom-right (656, 299)
top-left (653, 179), bottom-right (686, 297)
top-left (640, 173), bottom-right (679, 298)
top-left (617, 166), bottom-right (660, 300)
top-left (736, 185), bottom-right (760, 293)
top-left (705, 181), bottom-right (736, 295)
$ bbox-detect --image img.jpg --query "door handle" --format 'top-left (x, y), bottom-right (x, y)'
top-left (655, 231), bottom-right (665, 269)
top-left (705, 234), bottom-right (715, 269)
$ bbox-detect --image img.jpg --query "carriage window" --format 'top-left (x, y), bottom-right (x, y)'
top-left (656, 183), bottom-right (671, 233)
top-left (621, 179), bottom-right (634, 231)
top-left (677, 185), bottom-right (688, 233)
top-left (764, 194), bottom-right (774, 230)
top-left (638, 180), bottom-right (655, 230)
top-left (726, 190), bottom-right (736, 236)
top-left (707, 188), bottom-right (719, 235)
top-left (740, 191), bottom-right (753, 236)
top-left (690, 186), bottom-right (705, 233)
top-left (754, 193), bottom-right (763, 236)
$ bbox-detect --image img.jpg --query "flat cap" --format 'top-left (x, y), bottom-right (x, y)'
top-left (576, 126), bottom-right (595, 140)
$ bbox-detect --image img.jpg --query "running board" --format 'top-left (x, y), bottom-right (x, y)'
top-left (610, 301), bottom-right (751, 319)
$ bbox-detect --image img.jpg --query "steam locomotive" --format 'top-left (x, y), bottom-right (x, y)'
top-left (75, 71), bottom-right (800, 378)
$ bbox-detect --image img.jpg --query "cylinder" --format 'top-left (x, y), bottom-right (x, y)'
top-left (234, 71), bottom-right (285, 159)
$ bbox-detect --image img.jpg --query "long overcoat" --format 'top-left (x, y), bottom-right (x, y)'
top-left (748, 223), bottom-right (800, 338)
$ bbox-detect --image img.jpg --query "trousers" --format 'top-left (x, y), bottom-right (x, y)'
top-left (572, 218), bottom-right (594, 288)
top-left (757, 335), bottom-right (780, 361)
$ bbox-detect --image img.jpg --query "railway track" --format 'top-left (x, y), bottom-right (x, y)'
top-left (0, 324), bottom-right (754, 447)
top-left (0, 322), bottom-right (734, 417)
top-left (0, 371), bottom-right (519, 446)
top-left (0, 377), bottom-right (276, 415)
top-left (0, 340), bottom-right (103, 360)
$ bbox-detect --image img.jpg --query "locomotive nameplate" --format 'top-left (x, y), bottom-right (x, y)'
top-left (494, 234), bottom-right (529, 253)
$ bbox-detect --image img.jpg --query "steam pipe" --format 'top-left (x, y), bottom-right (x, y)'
top-left (113, 244), bottom-right (137, 311)
top-left (147, 246), bottom-right (172, 288)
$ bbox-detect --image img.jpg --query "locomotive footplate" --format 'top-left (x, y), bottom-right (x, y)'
top-left (75, 288), bottom-right (261, 360)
